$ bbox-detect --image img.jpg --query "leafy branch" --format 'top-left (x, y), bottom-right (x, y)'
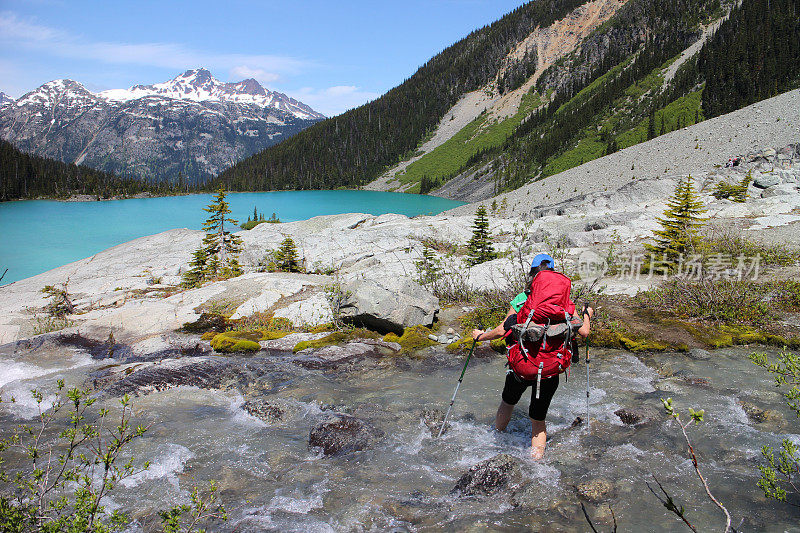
top-left (661, 397), bottom-right (734, 533)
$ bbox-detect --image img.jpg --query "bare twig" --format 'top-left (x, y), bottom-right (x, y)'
top-left (580, 502), bottom-right (617, 533)
top-left (647, 475), bottom-right (699, 533)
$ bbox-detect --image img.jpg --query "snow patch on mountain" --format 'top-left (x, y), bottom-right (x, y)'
top-left (98, 68), bottom-right (323, 120)
top-left (0, 92), bottom-right (15, 107)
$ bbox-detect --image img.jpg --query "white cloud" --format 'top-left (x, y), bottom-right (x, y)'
top-left (0, 12), bottom-right (309, 77)
top-left (292, 85), bottom-right (381, 117)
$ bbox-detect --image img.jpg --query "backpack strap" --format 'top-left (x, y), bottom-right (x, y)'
top-left (518, 308), bottom-right (535, 362)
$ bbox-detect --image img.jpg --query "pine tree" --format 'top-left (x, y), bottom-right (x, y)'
top-left (466, 205), bottom-right (496, 266)
top-left (200, 187), bottom-right (243, 280)
top-left (274, 237), bottom-right (302, 272)
top-left (182, 247), bottom-right (209, 288)
top-left (645, 176), bottom-right (706, 266)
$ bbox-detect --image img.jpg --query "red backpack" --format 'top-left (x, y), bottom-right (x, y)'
top-left (507, 270), bottom-right (578, 389)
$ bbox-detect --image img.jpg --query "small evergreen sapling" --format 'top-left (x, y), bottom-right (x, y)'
top-left (645, 176), bottom-right (706, 268)
top-left (183, 187), bottom-right (243, 287)
top-left (269, 237), bottom-right (303, 273)
top-left (467, 205), bottom-right (496, 266)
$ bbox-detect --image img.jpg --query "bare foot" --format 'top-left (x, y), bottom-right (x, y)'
top-left (530, 444), bottom-right (546, 460)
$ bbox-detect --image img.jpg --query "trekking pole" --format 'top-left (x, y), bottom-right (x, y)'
top-left (583, 304), bottom-right (591, 434)
top-left (437, 336), bottom-right (479, 438)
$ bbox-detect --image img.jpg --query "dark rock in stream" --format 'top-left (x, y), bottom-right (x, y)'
top-left (688, 348), bottom-right (711, 360)
top-left (309, 414), bottom-right (384, 456)
top-left (575, 479), bottom-right (615, 502)
top-left (452, 454), bottom-right (520, 497)
top-left (739, 400), bottom-right (784, 427)
top-left (92, 357), bottom-right (252, 396)
top-left (242, 399), bottom-right (284, 424)
top-left (614, 406), bottom-right (658, 426)
top-left (293, 339), bottom-right (399, 370)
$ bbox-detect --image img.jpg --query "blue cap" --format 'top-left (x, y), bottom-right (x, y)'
top-left (531, 253), bottom-right (555, 270)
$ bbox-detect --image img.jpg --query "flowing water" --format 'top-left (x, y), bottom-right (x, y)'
top-left (1, 339), bottom-right (798, 532)
top-left (0, 191), bottom-right (463, 285)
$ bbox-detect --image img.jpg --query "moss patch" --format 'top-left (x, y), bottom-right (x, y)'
top-left (293, 328), bottom-right (380, 353)
top-left (382, 325), bottom-right (437, 355)
top-left (446, 336), bottom-right (474, 353)
top-left (588, 328), bottom-right (669, 352)
top-left (261, 330), bottom-right (292, 341)
top-left (210, 333), bottom-right (260, 353)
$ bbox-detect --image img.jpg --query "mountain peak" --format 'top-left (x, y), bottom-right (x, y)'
top-left (97, 69), bottom-right (323, 119)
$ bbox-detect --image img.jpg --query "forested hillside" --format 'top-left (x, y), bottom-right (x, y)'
top-left (213, 0), bottom-right (799, 196)
top-left (212, 0), bottom-right (589, 191)
top-left (0, 140), bottom-right (193, 201)
top-left (699, 0), bottom-right (800, 117)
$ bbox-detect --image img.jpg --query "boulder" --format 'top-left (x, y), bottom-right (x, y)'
top-left (272, 292), bottom-right (333, 328)
top-left (340, 278), bottom-right (438, 334)
top-left (452, 454), bottom-right (520, 496)
top-left (91, 357), bottom-right (246, 397)
top-left (753, 173), bottom-right (780, 189)
top-left (308, 414), bottom-right (383, 456)
top-left (761, 184), bottom-right (799, 198)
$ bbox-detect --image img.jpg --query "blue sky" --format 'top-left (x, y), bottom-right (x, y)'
top-left (0, 0), bottom-right (526, 116)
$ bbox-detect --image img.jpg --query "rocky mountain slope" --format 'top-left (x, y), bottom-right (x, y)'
top-left (0, 92), bottom-right (13, 107)
top-left (215, 0), bottom-right (796, 200)
top-left (0, 69), bottom-right (323, 183)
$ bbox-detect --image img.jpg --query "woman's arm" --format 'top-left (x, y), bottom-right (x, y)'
top-left (577, 307), bottom-right (594, 338)
top-left (472, 322), bottom-right (506, 341)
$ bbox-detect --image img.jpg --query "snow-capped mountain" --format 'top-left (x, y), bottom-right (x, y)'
top-left (99, 68), bottom-right (322, 120)
top-left (0, 69), bottom-right (324, 182)
top-left (0, 92), bottom-right (14, 107)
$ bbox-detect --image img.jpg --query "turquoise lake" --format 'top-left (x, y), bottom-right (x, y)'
top-left (0, 191), bottom-right (464, 285)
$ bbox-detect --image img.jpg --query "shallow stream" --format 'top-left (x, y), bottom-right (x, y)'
top-left (1, 340), bottom-right (798, 532)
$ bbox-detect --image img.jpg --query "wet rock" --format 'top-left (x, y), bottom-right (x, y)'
top-left (614, 407), bottom-right (657, 426)
top-left (309, 414), bottom-right (383, 456)
top-left (242, 398), bottom-right (284, 424)
top-left (682, 376), bottom-right (711, 387)
top-left (688, 348), bottom-right (711, 360)
top-left (294, 339), bottom-right (397, 369)
top-left (575, 479), bottom-right (615, 503)
top-left (420, 408), bottom-right (449, 436)
top-left (93, 357), bottom-right (249, 396)
top-left (739, 400), bottom-right (784, 426)
top-left (452, 454), bottom-right (520, 496)
top-left (340, 278), bottom-right (439, 334)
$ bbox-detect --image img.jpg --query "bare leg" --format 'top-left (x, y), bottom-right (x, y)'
top-left (495, 401), bottom-right (514, 431)
top-left (530, 419), bottom-right (547, 460)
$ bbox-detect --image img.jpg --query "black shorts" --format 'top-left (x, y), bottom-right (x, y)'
top-left (501, 371), bottom-right (559, 421)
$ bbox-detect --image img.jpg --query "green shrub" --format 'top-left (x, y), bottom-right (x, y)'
top-left (699, 230), bottom-right (800, 266)
top-left (712, 172), bottom-right (751, 202)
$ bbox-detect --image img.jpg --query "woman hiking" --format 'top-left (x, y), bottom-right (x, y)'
top-left (472, 254), bottom-right (592, 460)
